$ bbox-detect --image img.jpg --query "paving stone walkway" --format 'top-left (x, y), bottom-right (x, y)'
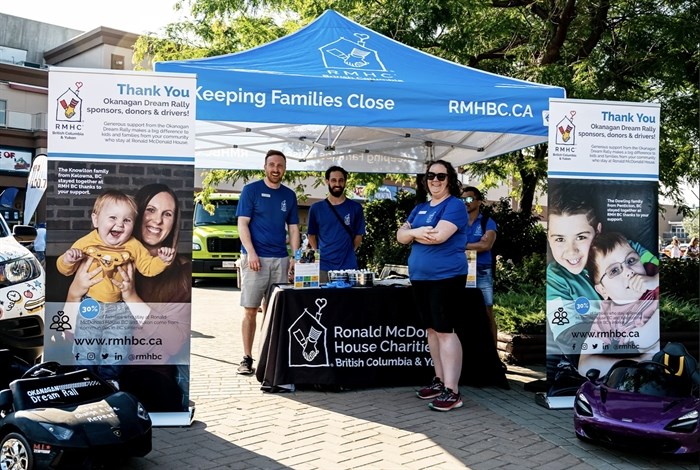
top-left (119, 281), bottom-right (698, 469)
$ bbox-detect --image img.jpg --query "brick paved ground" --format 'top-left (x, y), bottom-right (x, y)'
top-left (118, 281), bottom-right (698, 469)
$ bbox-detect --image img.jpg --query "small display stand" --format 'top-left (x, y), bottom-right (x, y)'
top-left (293, 248), bottom-right (320, 288)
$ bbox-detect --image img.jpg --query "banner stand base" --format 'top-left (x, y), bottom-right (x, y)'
top-left (150, 403), bottom-right (195, 427)
top-left (535, 392), bottom-right (574, 409)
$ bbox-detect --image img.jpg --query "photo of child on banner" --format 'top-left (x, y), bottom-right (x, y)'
top-left (576, 231), bottom-right (659, 374)
top-left (545, 179), bottom-right (659, 395)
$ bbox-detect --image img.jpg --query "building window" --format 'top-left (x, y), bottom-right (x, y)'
top-left (111, 54), bottom-right (125, 70)
top-left (0, 100), bottom-right (6, 127)
top-left (670, 222), bottom-right (688, 240)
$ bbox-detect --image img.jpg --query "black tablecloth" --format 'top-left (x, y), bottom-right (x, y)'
top-left (256, 285), bottom-right (508, 390)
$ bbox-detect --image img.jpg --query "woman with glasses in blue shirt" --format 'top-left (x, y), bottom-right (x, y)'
top-left (397, 160), bottom-right (468, 412)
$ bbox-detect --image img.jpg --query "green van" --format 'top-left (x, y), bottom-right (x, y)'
top-left (192, 193), bottom-right (241, 284)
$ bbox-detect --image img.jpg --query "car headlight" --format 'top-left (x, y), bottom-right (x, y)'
top-left (137, 402), bottom-right (150, 421)
top-left (665, 410), bottom-right (698, 433)
top-left (0, 254), bottom-right (42, 286)
top-left (574, 393), bottom-right (593, 417)
top-left (39, 422), bottom-right (74, 440)
top-left (192, 242), bottom-right (201, 251)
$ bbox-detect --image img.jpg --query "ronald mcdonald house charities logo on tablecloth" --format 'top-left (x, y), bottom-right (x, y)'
top-left (288, 298), bottom-right (330, 367)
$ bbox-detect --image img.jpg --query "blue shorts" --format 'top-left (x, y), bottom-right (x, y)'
top-left (476, 265), bottom-right (493, 307)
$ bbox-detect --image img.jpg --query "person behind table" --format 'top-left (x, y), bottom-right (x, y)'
top-left (307, 165), bottom-right (366, 283)
top-left (397, 160), bottom-right (468, 412)
top-left (57, 189), bottom-right (175, 377)
top-left (462, 186), bottom-right (497, 344)
top-left (236, 149), bottom-right (300, 375)
top-left (578, 232), bottom-right (660, 373)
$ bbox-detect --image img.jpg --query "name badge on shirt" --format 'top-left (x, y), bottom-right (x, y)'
top-left (261, 193), bottom-right (271, 198)
top-left (418, 210), bottom-right (427, 215)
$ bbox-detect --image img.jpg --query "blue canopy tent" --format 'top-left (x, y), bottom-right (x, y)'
top-left (155, 10), bottom-right (566, 173)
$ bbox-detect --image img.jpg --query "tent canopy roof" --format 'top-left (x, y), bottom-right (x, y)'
top-left (156, 10), bottom-right (565, 173)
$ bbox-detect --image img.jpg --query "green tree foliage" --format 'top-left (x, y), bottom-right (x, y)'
top-left (195, 168), bottom-right (413, 207)
top-left (136, 0), bottom-right (699, 211)
top-left (482, 198), bottom-right (547, 265)
top-left (659, 258), bottom-right (700, 301)
top-left (682, 207), bottom-right (699, 239)
top-left (356, 191), bottom-right (415, 272)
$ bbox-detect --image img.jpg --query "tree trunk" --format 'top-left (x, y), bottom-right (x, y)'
top-left (415, 174), bottom-right (427, 202)
top-left (517, 150), bottom-right (536, 215)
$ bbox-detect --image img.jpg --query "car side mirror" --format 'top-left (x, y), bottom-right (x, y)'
top-left (585, 368), bottom-right (600, 382)
top-left (12, 225), bottom-right (37, 245)
top-left (0, 389), bottom-right (13, 411)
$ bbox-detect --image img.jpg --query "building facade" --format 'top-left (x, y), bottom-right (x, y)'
top-left (0, 13), bottom-right (139, 225)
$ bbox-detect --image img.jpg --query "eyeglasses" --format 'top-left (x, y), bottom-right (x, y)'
top-left (461, 196), bottom-right (475, 204)
top-left (426, 172), bottom-right (448, 181)
top-left (598, 253), bottom-right (640, 284)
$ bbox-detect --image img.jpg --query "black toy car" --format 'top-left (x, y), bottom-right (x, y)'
top-left (0, 362), bottom-right (152, 469)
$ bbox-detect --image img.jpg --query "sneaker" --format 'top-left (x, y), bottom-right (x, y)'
top-left (428, 387), bottom-right (463, 411)
top-left (416, 376), bottom-right (444, 400)
top-left (237, 356), bottom-right (254, 375)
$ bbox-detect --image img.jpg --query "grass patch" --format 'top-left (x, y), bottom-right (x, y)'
top-left (493, 288), bottom-right (545, 335)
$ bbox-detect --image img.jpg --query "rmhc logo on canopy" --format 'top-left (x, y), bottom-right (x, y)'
top-left (320, 32), bottom-right (400, 82)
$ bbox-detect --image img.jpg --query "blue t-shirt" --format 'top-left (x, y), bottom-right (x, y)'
top-left (407, 196), bottom-right (469, 281)
top-left (466, 213), bottom-right (497, 267)
top-left (307, 198), bottom-right (366, 271)
top-left (236, 180), bottom-right (299, 258)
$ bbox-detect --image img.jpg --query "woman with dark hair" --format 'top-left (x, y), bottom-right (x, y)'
top-left (397, 160), bottom-right (468, 412)
top-left (66, 183), bottom-right (191, 411)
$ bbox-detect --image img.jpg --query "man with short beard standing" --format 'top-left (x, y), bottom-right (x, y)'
top-left (307, 166), bottom-right (366, 283)
top-left (236, 149), bottom-right (300, 375)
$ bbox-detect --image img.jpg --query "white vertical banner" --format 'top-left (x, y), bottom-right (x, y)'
top-left (543, 99), bottom-right (660, 409)
top-left (45, 67), bottom-right (196, 426)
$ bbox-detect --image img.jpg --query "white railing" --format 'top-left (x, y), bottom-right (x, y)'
top-left (0, 111), bottom-right (48, 131)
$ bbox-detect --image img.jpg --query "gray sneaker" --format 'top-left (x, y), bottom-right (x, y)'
top-left (237, 356), bottom-right (254, 375)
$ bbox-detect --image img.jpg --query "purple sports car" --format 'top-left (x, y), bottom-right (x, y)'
top-left (574, 359), bottom-right (700, 455)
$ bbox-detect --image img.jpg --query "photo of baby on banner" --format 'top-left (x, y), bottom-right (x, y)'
top-left (545, 179), bottom-right (659, 397)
